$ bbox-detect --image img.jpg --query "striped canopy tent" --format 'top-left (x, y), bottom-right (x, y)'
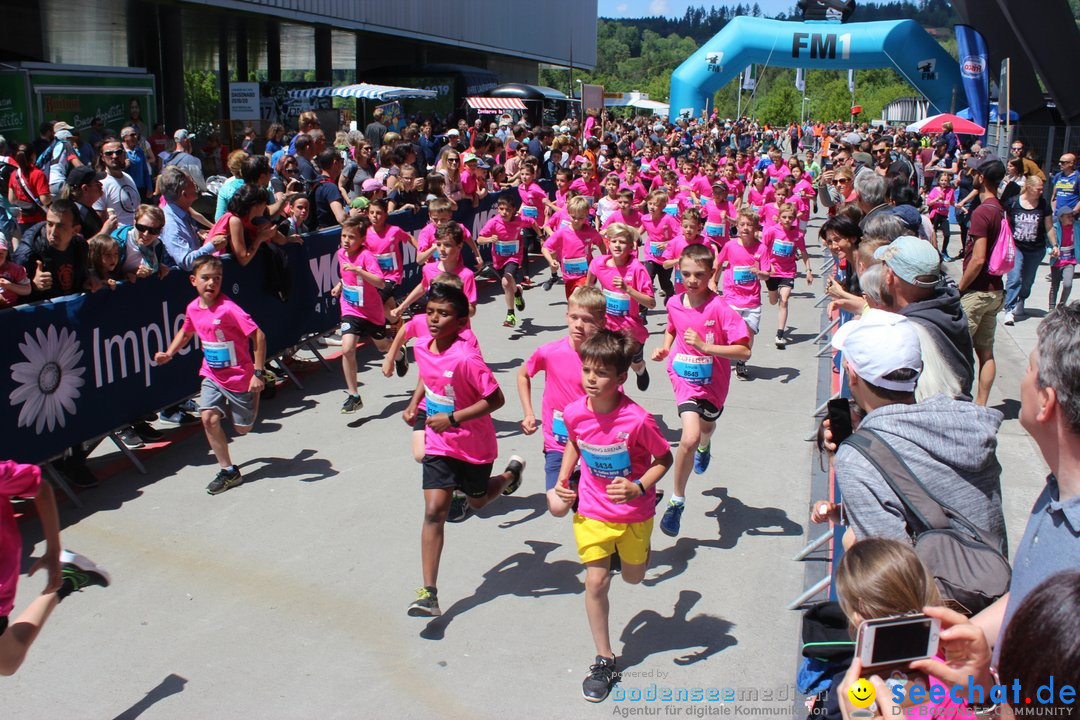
top-left (465, 97), bottom-right (527, 110)
top-left (288, 83), bottom-right (437, 100)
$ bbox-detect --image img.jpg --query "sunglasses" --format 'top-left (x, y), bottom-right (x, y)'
top-left (135, 223), bottom-right (163, 235)
top-left (834, 178), bottom-right (851, 184)
top-left (103, 149), bottom-right (125, 156)
top-left (872, 148), bottom-right (888, 155)
top-left (447, 158), bottom-right (459, 162)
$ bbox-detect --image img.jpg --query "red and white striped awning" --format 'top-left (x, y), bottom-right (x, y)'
top-left (466, 97), bottom-right (527, 110)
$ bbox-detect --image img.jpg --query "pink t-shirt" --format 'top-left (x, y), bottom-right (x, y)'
top-left (182, 295), bottom-right (259, 393)
top-left (662, 233), bottom-right (709, 292)
top-left (421, 261), bottom-right (477, 303)
top-left (460, 169), bottom-right (477, 196)
top-left (545, 225), bottom-right (603, 279)
top-left (717, 239), bottom-right (769, 309)
top-left (553, 187), bottom-right (571, 210)
top-left (691, 174), bottom-right (716, 198)
top-left (1, 461), bottom-right (41, 615)
top-left (525, 336), bottom-right (586, 452)
top-left (405, 314), bottom-right (479, 351)
top-left (1055, 224), bottom-right (1077, 267)
top-left (764, 163), bottom-right (791, 185)
top-left (545, 209), bottom-right (573, 233)
top-left (564, 394), bottom-right (670, 524)
top-left (337, 247), bottom-right (386, 324)
top-left (702, 197), bottom-right (737, 241)
top-left (570, 177), bottom-right (603, 207)
top-left (0, 260), bottom-right (30, 308)
top-left (641, 212), bottom-right (682, 262)
top-left (601, 209), bottom-right (643, 230)
top-left (763, 224), bottom-right (806, 278)
top-left (620, 180), bottom-right (648, 205)
top-left (480, 215), bottom-right (530, 269)
top-left (518, 182), bottom-right (548, 226)
top-left (589, 255), bottom-right (653, 345)
top-left (664, 292), bottom-right (750, 407)
top-left (926, 187), bottom-right (954, 218)
top-left (416, 222), bottom-right (472, 261)
top-left (365, 224), bottom-right (411, 283)
top-left (746, 185), bottom-right (775, 213)
top-left (662, 191), bottom-right (693, 219)
top-left (414, 336), bottom-right (500, 464)
top-left (724, 177), bottom-right (744, 200)
top-left (792, 179), bottom-right (816, 218)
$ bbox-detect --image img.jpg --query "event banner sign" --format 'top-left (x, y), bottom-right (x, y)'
top-left (0, 188), bottom-right (513, 465)
top-left (954, 25), bottom-right (989, 134)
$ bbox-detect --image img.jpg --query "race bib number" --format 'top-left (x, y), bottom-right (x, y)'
top-left (705, 221), bottom-right (724, 238)
top-left (733, 266), bottom-right (755, 285)
top-left (1062, 245), bottom-right (1076, 262)
top-left (604, 289), bottom-right (631, 317)
top-left (521, 205), bottom-right (539, 219)
top-left (495, 239), bottom-right (520, 257)
top-left (431, 248), bottom-right (440, 260)
top-left (727, 194), bottom-right (735, 203)
top-left (773, 239), bottom-right (795, 257)
top-left (560, 219), bottom-right (572, 228)
top-left (578, 441), bottom-right (632, 481)
top-left (674, 267), bottom-right (683, 285)
top-left (664, 204), bottom-right (679, 217)
top-left (202, 340), bottom-right (237, 370)
top-left (376, 252), bottom-right (398, 272)
top-left (672, 353), bottom-right (713, 385)
top-left (550, 410), bottom-right (568, 445)
top-left (424, 385), bottom-right (455, 416)
top-left (649, 240), bottom-right (665, 258)
top-left (563, 257), bottom-right (588, 276)
top-left (342, 283), bottom-right (363, 307)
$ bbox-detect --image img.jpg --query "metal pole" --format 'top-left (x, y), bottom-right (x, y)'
top-left (793, 531), bottom-right (834, 561)
top-left (787, 576), bottom-right (832, 610)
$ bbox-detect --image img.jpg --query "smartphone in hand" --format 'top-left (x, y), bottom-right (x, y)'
top-left (827, 398), bottom-right (854, 445)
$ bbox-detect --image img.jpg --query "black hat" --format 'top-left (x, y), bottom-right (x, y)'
top-left (66, 165), bottom-right (105, 187)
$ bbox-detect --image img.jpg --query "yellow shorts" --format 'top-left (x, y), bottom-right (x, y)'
top-left (573, 514), bottom-right (654, 566)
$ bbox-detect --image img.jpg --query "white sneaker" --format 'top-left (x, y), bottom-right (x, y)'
top-left (1003, 311), bottom-right (1015, 326)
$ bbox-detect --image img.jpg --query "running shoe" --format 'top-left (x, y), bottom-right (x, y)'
top-left (735, 361), bottom-right (750, 381)
top-left (1003, 311), bottom-right (1015, 326)
top-left (394, 349), bottom-right (409, 378)
top-left (609, 551), bottom-right (622, 575)
top-left (694, 443), bottom-right (711, 474)
top-left (407, 587), bottom-right (441, 617)
top-left (514, 287), bottom-right (525, 311)
top-left (582, 656), bottom-right (619, 703)
top-left (341, 394), bottom-right (364, 414)
top-left (775, 332), bottom-right (787, 349)
top-left (543, 274), bottom-right (559, 291)
top-left (660, 500), bottom-right (684, 537)
top-left (132, 421), bottom-right (164, 442)
top-left (59, 550), bottom-right (111, 592)
top-left (158, 409), bottom-right (197, 426)
top-left (503, 312), bottom-right (517, 327)
top-left (635, 367), bottom-right (650, 392)
top-left (502, 455), bottom-right (526, 495)
top-left (118, 427), bottom-right (145, 449)
top-left (447, 491), bottom-right (470, 523)
top-left (206, 466), bottom-right (243, 495)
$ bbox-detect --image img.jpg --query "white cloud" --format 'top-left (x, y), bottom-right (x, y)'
top-left (649, 0), bottom-right (670, 14)
top-left (616, 3), bottom-right (629, 12)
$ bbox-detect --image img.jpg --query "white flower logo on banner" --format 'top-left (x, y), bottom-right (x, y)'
top-left (9, 326), bottom-right (86, 434)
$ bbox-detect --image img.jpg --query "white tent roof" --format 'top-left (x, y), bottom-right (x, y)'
top-left (288, 83), bottom-right (436, 101)
top-left (603, 92), bottom-right (669, 114)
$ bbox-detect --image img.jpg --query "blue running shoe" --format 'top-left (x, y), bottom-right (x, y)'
top-left (694, 444), bottom-right (711, 474)
top-left (660, 500), bottom-right (684, 537)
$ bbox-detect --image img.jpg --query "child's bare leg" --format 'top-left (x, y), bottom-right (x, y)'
top-left (777, 285), bottom-right (792, 334)
top-left (672, 411), bottom-right (704, 497)
top-left (421, 489), bottom-right (452, 588)
top-left (584, 561), bottom-right (614, 658)
top-left (502, 274), bottom-right (516, 310)
top-left (202, 409), bottom-right (233, 468)
top-left (411, 430), bottom-right (425, 463)
top-left (341, 334), bottom-right (359, 395)
top-left (0, 592), bottom-right (60, 676)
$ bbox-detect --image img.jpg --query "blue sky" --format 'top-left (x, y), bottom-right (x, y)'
top-left (598, 0), bottom-right (796, 18)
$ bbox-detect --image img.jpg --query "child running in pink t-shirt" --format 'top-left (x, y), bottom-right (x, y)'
top-left (715, 209), bottom-right (772, 380)
top-left (395, 223), bottom-right (478, 321)
top-left (415, 197), bottom-right (478, 266)
top-left (601, 189), bottom-right (644, 233)
top-left (365, 198), bottom-right (415, 320)
top-left (0, 461), bottom-right (109, 676)
top-left (402, 283), bottom-right (525, 618)
top-left (762, 202), bottom-right (813, 348)
top-left (518, 285), bottom-right (606, 515)
top-left (543, 196), bottom-right (605, 301)
top-left (662, 209), bottom-right (709, 294)
top-left (479, 193), bottom-right (532, 327)
top-left (651, 243), bottom-right (751, 538)
top-left (589, 223), bottom-right (655, 389)
top-left (641, 190), bottom-right (681, 297)
top-left (701, 181), bottom-right (737, 248)
top-left (553, 330), bottom-right (673, 703)
top-left (330, 214), bottom-right (392, 414)
top-left (154, 255), bottom-right (267, 494)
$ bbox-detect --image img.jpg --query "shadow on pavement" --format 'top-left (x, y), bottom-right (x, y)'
top-left (420, 540), bottom-right (584, 640)
top-left (644, 536), bottom-right (726, 587)
top-left (746, 365), bottom-right (801, 383)
top-left (473, 491), bottom-right (549, 529)
top-left (111, 673), bottom-right (188, 720)
top-left (239, 448), bottom-right (337, 484)
top-left (703, 487), bottom-right (804, 550)
top-left (618, 590), bottom-right (736, 672)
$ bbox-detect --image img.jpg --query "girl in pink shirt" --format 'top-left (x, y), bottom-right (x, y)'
top-left (641, 190), bottom-right (681, 297)
top-left (553, 330), bottom-right (673, 701)
top-left (789, 164), bottom-right (816, 231)
top-left (546, 168), bottom-right (574, 215)
top-left (715, 210), bottom-right (772, 380)
top-left (702, 181), bottom-right (738, 247)
top-left (544, 196), bottom-right (605, 300)
top-left (589, 223), bottom-right (655, 389)
top-left (745, 171), bottom-right (775, 215)
top-left (651, 243), bottom-right (751, 538)
top-left (662, 209), bottom-right (709, 294)
top-left (518, 285), bottom-right (606, 514)
top-left (762, 203), bottom-right (813, 348)
top-left (403, 283), bottom-right (524, 618)
top-left (620, 163), bottom-right (648, 206)
top-left (926, 172), bottom-right (955, 255)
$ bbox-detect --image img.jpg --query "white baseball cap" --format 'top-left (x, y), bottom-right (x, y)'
top-left (831, 310), bottom-right (922, 392)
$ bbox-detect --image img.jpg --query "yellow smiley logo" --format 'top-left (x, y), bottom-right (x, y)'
top-left (847, 678), bottom-right (876, 709)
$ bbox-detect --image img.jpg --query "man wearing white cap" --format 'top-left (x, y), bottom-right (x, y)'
top-left (874, 235), bottom-right (975, 402)
top-left (163, 129), bottom-right (206, 192)
top-left (829, 310), bottom-right (1006, 551)
top-left (44, 122), bottom-right (83, 196)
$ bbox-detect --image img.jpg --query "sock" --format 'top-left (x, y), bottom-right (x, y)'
top-left (698, 440), bottom-right (710, 452)
top-left (57, 574), bottom-right (76, 600)
top-left (634, 365), bottom-right (646, 376)
top-left (671, 495), bottom-right (685, 506)
top-left (424, 585), bottom-right (438, 596)
top-left (226, 465), bottom-right (238, 474)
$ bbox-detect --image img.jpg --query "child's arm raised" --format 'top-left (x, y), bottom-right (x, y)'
top-left (391, 283), bottom-right (426, 322)
top-left (154, 328), bottom-right (195, 365)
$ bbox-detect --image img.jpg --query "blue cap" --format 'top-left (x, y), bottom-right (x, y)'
top-left (874, 235), bottom-right (941, 288)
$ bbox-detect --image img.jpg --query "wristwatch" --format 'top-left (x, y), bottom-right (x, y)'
top-left (253, 369), bottom-right (266, 380)
top-left (633, 479), bottom-right (646, 496)
top-left (448, 412), bottom-right (460, 428)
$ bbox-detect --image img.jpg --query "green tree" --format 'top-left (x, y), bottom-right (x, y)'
top-left (184, 70), bottom-right (220, 139)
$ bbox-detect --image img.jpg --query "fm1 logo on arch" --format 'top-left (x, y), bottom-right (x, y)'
top-left (792, 31), bottom-right (852, 59)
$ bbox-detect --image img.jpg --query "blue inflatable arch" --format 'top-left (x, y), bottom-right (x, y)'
top-left (669, 16), bottom-right (962, 121)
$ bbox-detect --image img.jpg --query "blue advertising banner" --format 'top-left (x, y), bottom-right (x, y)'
top-left (954, 24), bottom-right (989, 136)
top-left (0, 185), bottom-right (519, 465)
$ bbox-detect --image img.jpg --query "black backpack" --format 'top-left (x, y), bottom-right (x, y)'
top-left (842, 428), bottom-right (1011, 616)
